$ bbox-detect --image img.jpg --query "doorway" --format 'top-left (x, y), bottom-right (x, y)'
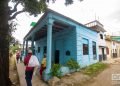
top-left (55, 50), bottom-right (60, 64)
top-left (102, 48), bottom-right (105, 60)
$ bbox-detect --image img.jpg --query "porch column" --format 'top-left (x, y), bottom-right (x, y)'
top-left (25, 40), bottom-right (28, 56)
top-left (23, 40), bottom-right (25, 51)
top-left (22, 40), bottom-right (25, 56)
top-left (46, 19), bottom-right (54, 73)
top-left (31, 35), bottom-right (35, 54)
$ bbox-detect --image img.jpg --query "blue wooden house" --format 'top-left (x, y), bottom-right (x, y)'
top-left (23, 9), bottom-right (99, 80)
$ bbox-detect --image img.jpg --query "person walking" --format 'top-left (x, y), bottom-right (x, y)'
top-left (16, 51), bottom-right (20, 63)
top-left (39, 54), bottom-right (46, 78)
top-left (24, 49), bottom-right (34, 86)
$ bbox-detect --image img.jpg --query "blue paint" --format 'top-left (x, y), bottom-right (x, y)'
top-left (35, 29), bottom-right (76, 66)
top-left (76, 25), bottom-right (98, 67)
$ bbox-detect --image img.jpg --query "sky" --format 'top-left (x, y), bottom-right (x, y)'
top-left (12, 0), bottom-right (120, 43)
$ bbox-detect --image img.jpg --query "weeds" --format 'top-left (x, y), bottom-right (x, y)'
top-left (82, 62), bottom-right (108, 76)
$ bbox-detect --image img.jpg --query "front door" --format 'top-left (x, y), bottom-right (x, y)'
top-left (55, 50), bottom-right (59, 64)
top-left (102, 48), bottom-right (105, 60)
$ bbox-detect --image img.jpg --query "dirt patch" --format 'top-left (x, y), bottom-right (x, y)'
top-left (48, 72), bottom-right (91, 86)
top-left (48, 63), bottom-right (109, 86)
top-left (83, 62), bottom-right (120, 86)
top-left (9, 55), bottom-right (20, 86)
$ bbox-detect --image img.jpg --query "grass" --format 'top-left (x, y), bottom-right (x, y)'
top-left (82, 62), bottom-right (108, 76)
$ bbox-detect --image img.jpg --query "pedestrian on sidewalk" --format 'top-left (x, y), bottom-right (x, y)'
top-left (39, 54), bottom-right (46, 79)
top-left (16, 51), bottom-right (20, 63)
top-left (24, 49), bottom-right (34, 86)
top-left (24, 49), bottom-right (39, 86)
top-left (19, 50), bottom-right (22, 62)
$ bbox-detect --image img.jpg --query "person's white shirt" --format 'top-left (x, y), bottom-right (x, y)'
top-left (28, 55), bottom-right (40, 67)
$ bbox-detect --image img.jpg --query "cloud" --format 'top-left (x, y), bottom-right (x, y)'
top-left (13, 0), bottom-right (120, 42)
top-left (108, 10), bottom-right (120, 22)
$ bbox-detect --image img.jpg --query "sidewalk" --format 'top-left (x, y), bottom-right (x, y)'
top-left (16, 61), bottom-right (48, 86)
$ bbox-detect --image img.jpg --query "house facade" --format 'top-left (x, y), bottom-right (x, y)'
top-left (111, 36), bottom-right (120, 58)
top-left (85, 20), bottom-right (107, 61)
top-left (105, 35), bottom-right (120, 60)
top-left (23, 9), bottom-right (99, 80)
top-left (105, 36), bottom-right (112, 60)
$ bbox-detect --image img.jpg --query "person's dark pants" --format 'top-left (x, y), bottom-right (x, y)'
top-left (16, 57), bottom-right (19, 63)
top-left (20, 57), bottom-right (22, 62)
top-left (25, 70), bottom-right (34, 86)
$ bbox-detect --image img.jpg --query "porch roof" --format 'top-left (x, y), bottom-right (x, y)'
top-left (27, 21), bottom-right (70, 41)
top-left (24, 9), bottom-right (98, 40)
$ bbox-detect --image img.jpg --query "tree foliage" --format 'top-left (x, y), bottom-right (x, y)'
top-left (10, 44), bottom-right (19, 53)
top-left (9, 0), bottom-right (83, 20)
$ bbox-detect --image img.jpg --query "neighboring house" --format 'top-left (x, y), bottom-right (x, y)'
top-left (23, 9), bottom-right (99, 81)
top-left (111, 36), bottom-right (120, 58)
top-left (105, 35), bottom-right (112, 60)
top-left (105, 35), bottom-right (120, 59)
top-left (85, 20), bottom-right (107, 61)
top-left (117, 42), bottom-right (120, 57)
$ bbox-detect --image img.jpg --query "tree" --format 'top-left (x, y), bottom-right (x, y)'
top-left (0, 0), bottom-right (83, 86)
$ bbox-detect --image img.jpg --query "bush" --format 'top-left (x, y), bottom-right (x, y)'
top-left (50, 64), bottom-right (62, 78)
top-left (66, 58), bottom-right (80, 70)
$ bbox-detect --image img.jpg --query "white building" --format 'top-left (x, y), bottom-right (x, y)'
top-left (85, 20), bottom-right (106, 61)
